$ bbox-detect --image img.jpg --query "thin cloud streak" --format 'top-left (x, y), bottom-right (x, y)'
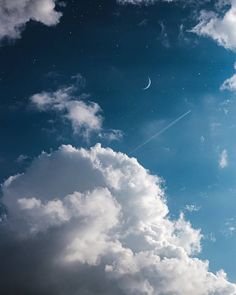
top-left (129, 110), bottom-right (192, 155)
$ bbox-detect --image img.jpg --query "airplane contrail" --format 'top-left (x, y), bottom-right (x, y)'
top-left (129, 110), bottom-right (192, 155)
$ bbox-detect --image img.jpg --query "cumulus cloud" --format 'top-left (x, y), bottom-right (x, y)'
top-left (31, 86), bottom-right (102, 138)
top-left (30, 85), bottom-right (122, 141)
top-left (0, 0), bottom-right (62, 41)
top-left (1, 144), bottom-right (236, 294)
top-left (192, 0), bottom-right (236, 50)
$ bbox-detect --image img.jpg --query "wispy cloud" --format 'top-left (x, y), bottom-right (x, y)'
top-left (222, 218), bottom-right (236, 238)
top-left (185, 204), bottom-right (201, 213)
top-left (221, 74), bottom-right (236, 92)
top-left (16, 154), bottom-right (29, 164)
top-left (221, 62), bottom-right (236, 92)
top-left (219, 149), bottom-right (228, 169)
top-left (117, 0), bottom-right (160, 4)
top-left (99, 129), bottom-right (124, 141)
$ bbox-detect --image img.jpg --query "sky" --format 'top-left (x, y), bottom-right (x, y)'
top-left (1, 0), bottom-right (236, 294)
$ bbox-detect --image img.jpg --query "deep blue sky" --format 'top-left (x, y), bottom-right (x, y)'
top-left (1, 0), bottom-right (236, 282)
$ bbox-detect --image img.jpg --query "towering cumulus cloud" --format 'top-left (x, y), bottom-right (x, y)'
top-left (1, 144), bottom-right (236, 294)
top-left (0, 0), bottom-right (61, 41)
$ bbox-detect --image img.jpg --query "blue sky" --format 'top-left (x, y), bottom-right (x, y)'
top-left (1, 0), bottom-right (236, 294)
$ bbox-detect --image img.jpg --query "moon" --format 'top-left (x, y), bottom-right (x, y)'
top-left (143, 77), bottom-right (151, 90)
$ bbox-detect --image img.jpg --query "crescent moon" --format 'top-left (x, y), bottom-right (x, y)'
top-left (143, 77), bottom-right (151, 90)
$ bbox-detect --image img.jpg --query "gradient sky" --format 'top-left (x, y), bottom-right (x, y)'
top-left (1, 0), bottom-right (236, 293)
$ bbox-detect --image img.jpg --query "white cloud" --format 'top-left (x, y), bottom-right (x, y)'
top-left (222, 218), bottom-right (236, 238)
top-left (192, 0), bottom-right (236, 50)
top-left (99, 129), bottom-right (124, 141)
top-left (30, 85), bottom-right (123, 141)
top-left (0, 0), bottom-right (62, 41)
top-left (1, 144), bottom-right (236, 294)
top-left (31, 86), bottom-right (103, 139)
top-left (221, 74), bottom-right (236, 91)
top-left (219, 149), bottom-right (228, 168)
top-left (185, 204), bottom-right (201, 212)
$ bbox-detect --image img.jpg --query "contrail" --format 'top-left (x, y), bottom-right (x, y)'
top-left (129, 110), bottom-right (192, 155)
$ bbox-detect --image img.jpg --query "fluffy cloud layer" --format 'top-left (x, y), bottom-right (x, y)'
top-left (192, 0), bottom-right (236, 50)
top-left (1, 144), bottom-right (236, 294)
top-left (0, 0), bottom-right (61, 41)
